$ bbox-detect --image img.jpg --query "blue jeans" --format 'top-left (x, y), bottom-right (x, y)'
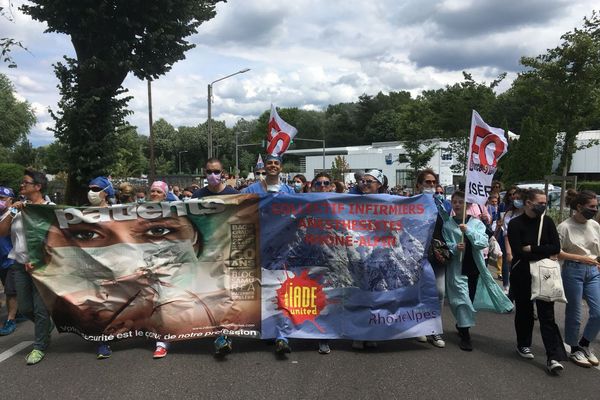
top-left (562, 261), bottom-right (600, 347)
top-left (12, 263), bottom-right (54, 351)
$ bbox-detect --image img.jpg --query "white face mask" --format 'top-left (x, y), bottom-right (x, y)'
top-left (422, 187), bottom-right (435, 195)
top-left (182, 196), bottom-right (191, 202)
top-left (293, 182), bottom-right (303, 193)
top-left (88, 190), bottom-right (105, 206)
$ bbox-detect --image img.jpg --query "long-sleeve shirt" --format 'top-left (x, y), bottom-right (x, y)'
top-left (507, 213), bottom-right (561, 265)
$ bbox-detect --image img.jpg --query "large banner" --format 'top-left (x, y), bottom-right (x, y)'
top-left (23, 194), bottom-right (441, 342)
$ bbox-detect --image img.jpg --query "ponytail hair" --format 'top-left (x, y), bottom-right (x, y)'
top-left (565, 189), bottom-right (597, 210)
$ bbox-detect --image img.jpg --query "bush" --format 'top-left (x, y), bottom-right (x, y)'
top-left (0, 163), bottom-right (25, 193)
top-left (578, 181), bottom-right (600, 194)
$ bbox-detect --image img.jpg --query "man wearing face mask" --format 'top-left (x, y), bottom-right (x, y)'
top-left (192, 158), bottom-right (239, 199)
top-left (87, 176), bottom-right (115, 207)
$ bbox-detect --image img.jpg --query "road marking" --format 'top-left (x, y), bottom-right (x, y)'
top-left (0, 341), bottom-right (33, 363)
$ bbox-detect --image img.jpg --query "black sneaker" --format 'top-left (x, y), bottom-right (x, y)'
top-left (516, 346), bottom-right (535, 359)
top-left (459, 337), bottom-right (473, 351)
top-left (546, 360), bottom-right (564, 375)
top-left (275, 339), bottom-right (291, 354)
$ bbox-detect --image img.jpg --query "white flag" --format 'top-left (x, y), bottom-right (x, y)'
top-left (266, 104), bottom-right (298, 157)
top-left (465, 110), bottom-right (509, 205)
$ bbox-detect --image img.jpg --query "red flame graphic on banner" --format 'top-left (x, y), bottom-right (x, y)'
top-left (275, 270), bottom-right (328, 332)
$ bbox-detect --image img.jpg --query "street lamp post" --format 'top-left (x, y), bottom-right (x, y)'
top-left (207, 68), bottom-right (251, 159)
top-left (178, 150), bottom-right (188, 174)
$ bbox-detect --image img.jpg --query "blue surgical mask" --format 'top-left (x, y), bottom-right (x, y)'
top-left (513, 199), bottom-right (524, 209)
top-left (293, 182), bottom-right (303, 193)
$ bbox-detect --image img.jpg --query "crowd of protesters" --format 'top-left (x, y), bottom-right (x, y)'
top-left (1, 161), bottom-right (599, 377)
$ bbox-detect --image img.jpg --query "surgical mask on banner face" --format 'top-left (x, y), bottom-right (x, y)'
top-left (422, 187), bottom-right (435, 194)
top-left (293, 182), bottom-right (303, 193)
top-left (513, 199), bottom-right (524, 209)
top-left (207, 173), bottom-right (222, 186)
top-left (581, 207), bottom-right (598, 220)
top-left (44, 240), bottom-right (199, 285)
top-left (87, 190), bottom-right (104, 206)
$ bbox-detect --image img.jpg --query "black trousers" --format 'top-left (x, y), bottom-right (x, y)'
top-left (510, 261), bottom-right (568, 361)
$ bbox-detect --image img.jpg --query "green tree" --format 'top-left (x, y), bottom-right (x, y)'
top-left (21, 0), bottom-right (224, 204)
top-left (0, 163), bottom-right (25, 192)
top-left (109, 126), bottom-right (148, 177)
top-left (36, 141), bottom-right (69, 174)
top-left (503, 117), bottom-right (555, 184)
top-left (330, 155), bottom-right (350, 181)
top-left (398, 140), bottom-right (437, 184)
top-left (517, 11), bottom-right (600, 174)
top-left (0, 73), bottom-right (36, 152)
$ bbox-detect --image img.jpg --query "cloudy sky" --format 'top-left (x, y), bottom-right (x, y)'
top-left (1, 0), bottom-right (597, 147)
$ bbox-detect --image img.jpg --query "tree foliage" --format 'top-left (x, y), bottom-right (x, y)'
top-left (21, 0), bottom-right (224, 204)
top-left (0, 73), bottom-right (36, 151)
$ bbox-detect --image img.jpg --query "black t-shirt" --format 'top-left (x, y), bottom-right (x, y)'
top-left (192, 185), bottom-right (239, 198)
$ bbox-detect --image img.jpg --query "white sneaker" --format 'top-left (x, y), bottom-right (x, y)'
top-left (516, 346), bottom-right (534, 359)
top-left (570, 350), bottom-right (592, 368)
top-left (427, 334), bottom-right (446, 348)
top-left (581, 346), bottom-right (599, 366)
top-left (546, 360), bottom-right (564, 375)
top-left (416, 336), bottom-right (427, 343)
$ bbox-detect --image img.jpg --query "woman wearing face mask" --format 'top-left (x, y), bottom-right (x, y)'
top-left (87, 177), bottom-right (115, 359)
top-left (87, 177), bottom-right (115, 207)
top-left (507, 189), bottom-right (567, 374)
top-left (292, 174), bottom-right (309, 193)
top-left (414, 169), bottom-right (447, 348)
top-left (557, 190), bottom-right (600, 368)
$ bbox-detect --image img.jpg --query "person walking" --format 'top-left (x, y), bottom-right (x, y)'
top-left (508, 189), bottom-right (568, 375)
top-left (557, 189), bottom-right (600, 368)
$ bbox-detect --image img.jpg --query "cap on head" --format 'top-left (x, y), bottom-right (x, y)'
top-left (89, 176), bottom-right (115, 197)
top-left (365, 169), bottom-right (384, 184)
top-left (0, 186), bottom-right (15, 198)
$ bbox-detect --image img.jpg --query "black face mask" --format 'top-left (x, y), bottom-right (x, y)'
top-left (581, 207), bottom-right (598, 220)
top-left (532, 203), bottom-right (546, 217)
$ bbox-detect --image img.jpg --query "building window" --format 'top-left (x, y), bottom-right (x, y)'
top-left (441, 148), bottom-right (452, 161)
top-left (396, 169), bottom-right (413, 188)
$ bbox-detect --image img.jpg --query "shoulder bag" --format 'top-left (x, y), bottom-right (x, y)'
top-left (529, 214), bottom-right (567, 303)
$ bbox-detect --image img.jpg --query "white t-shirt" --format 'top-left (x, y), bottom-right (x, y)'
top-left (557, 216), bottom-right (600, 259)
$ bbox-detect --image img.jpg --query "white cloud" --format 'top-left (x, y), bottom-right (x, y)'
top-left (0, 0), bottom-right (598, 146)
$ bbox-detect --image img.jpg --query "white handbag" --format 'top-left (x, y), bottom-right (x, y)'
top-left (529, 213), bottom-right (567, 303)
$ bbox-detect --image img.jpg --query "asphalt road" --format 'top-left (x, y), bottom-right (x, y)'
top-left (1, 296), bottom-right (599, 400)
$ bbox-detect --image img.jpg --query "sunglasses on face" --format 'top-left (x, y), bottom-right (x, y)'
top-left (89, 187), bottom-right (106, 192)
top-left (315, 181), bottom-right (331, 187)
top-left (255, 172), bottom-right (267, 176)
top-left (21, 181), bottom-right (35, 186)
top-left (361, 179), bottom-right (376, 185)
top-left (423, 179), bottom-right (436, 185)
top-left (436, 191), bottom-right (444, 195)
top-left (206, 169), bottom-right (222, 175)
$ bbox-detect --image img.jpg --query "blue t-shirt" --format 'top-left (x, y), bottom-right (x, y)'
top-left (241, 181), bottom-right (295, 194)
top-left (0, 236), bottom-right (14, 269)
top-left (192, 185), bottom-right (239, 198)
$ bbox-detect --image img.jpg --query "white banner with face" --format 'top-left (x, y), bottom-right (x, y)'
top-left (465, 110), bottom-right (508, 205)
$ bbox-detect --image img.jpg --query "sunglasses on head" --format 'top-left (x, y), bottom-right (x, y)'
top-left (206, 169), bottom-right (222, 175)
top-left (315, 181), bottom-right (330, 187)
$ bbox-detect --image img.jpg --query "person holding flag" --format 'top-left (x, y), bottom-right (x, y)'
top-left (242, 105), bottom-right (296, 354)
top-left (439, 111), bottom-right (512, 351)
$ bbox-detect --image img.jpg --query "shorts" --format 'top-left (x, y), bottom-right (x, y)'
top-left (0, 266), bottom-right (17, 296)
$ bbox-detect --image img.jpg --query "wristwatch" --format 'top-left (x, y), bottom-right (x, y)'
top-left (9, 207), bottom-right (19, 218)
